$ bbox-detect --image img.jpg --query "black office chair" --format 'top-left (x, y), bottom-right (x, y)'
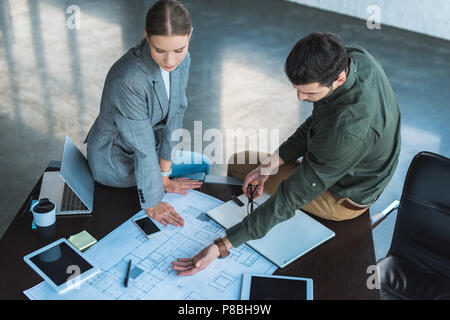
top-left (373, 151), bottom-right (450, 300)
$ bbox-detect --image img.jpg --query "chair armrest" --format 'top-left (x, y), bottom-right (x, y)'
top-left (371, 200), bottom-right (400, 230)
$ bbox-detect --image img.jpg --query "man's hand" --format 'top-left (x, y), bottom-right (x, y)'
top-left (146, 202), bottom-right (184, 226)
top-left (242, 166), bottom-right (271, 199)
top-left (172, 237), bottom-right (233, 276)
top-left (163, 177), bottom-right (203, 194)
top-left (242, 153), bottom-right (285, 199)
top-left (172, 243), bottom-right (220, 276)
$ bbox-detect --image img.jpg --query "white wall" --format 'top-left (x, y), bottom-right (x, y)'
top-left (286, 0), bottom-right (450, 41)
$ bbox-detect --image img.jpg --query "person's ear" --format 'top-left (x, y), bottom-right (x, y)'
top-left (144, 29), bottom-right (150, 42)
top-left (188, 27), bottom-right (194, 40)
top-left (334, 70), bottom-right (347, 88)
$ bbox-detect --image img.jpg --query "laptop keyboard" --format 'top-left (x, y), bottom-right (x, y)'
top-left (61, 183), bottom-right (88, 212)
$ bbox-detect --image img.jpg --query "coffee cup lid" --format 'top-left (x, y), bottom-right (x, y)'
top-left (33, 198), bottom-right (55, 213)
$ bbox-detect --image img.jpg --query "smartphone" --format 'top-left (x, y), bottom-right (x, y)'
top-left (132, 216), bottom-right (162, 239)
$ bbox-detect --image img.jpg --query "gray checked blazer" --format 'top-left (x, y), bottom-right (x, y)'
top-left (85, 40), bottom-right (190, 209)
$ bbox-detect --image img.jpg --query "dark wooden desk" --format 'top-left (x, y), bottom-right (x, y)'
top-left (0, 169), bottom-right (379, 300)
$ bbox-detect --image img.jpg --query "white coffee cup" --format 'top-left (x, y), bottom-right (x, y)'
top-left (31, 198), bottom-right (56, 227)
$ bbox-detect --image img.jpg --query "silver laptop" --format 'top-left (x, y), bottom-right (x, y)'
top-left (38, 136), bottom-right (94, 215)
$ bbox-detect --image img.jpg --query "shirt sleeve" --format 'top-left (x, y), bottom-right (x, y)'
top-left (226, 128), bottom-right (369, 247)
top-left (112, 80), bottom-right (165, 209)
top-left (277, 115), bottom-right (313, 163)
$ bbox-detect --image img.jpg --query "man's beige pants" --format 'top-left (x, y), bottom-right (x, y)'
top-left (227, 151), bottom-right (368, 221)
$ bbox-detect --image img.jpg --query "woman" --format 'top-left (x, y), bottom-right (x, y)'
top-left (85, 0), bottom-right (209, 227)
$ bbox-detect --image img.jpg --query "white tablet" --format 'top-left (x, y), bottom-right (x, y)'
top-left (23, 238), bottom-right (100, 294)
top-left (241, 273), bottom-right (313, 300)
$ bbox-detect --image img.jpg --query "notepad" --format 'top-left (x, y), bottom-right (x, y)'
top-left (68, 230), bottom-right (97, 252)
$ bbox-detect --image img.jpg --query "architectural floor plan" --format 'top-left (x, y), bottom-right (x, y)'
top-left (24, 190), bottom-right (277, 300)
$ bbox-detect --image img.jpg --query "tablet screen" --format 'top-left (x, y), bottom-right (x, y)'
top-left (250, 276), bottom-right (307, 300)
top-left (29, 241), bottom-right (93, 286)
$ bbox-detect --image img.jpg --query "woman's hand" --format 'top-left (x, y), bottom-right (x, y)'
top-left (172, 243), bottom-right (220, 276)
top-left (163, 177), bottom-right (203, 194)
top-left (145, 202), bottom-right (184, 227)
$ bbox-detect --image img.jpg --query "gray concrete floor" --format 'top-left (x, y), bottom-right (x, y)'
top-left (1, 0), bottom-right (449, 262)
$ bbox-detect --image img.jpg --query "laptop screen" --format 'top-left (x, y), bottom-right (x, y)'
top-left (60, 136), bottom-right (94, 211)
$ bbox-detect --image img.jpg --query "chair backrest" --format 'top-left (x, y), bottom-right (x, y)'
top-left (389, 151), bottom-right (450, 278)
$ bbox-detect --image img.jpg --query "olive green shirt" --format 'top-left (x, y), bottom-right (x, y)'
top-left (226, 44), bottom-right (401, 248)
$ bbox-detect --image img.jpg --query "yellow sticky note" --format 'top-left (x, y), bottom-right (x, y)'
top-left (68, 230), bottom-right (97, 252)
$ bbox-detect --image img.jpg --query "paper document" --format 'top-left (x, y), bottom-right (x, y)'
top-left (24, 190), bottom-right (276, 300)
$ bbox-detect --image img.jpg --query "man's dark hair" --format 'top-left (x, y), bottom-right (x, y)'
top-left (284, 32), bottom-right (349, 87)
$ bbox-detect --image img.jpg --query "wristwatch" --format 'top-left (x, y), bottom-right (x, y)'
top-left (214, 238), bottom-right (229, 259)
top-left (161, 169), bottom-right (172, 177)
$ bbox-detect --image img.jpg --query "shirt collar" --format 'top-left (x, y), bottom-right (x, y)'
top-left (316, 57), bottom-right (358, 105)
top-left (141, 40), bottom-right (162, 81)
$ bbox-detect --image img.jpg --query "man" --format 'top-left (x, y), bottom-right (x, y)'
top-left (172, 32), bottom-right (401, 275)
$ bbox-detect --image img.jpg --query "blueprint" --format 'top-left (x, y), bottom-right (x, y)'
top-left (24, 190), bottom-right (277, 300)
